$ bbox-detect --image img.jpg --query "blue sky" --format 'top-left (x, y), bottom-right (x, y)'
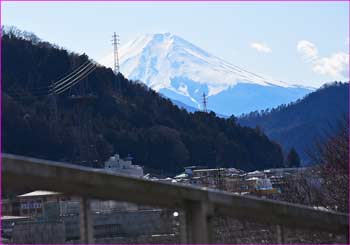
top-left (2, 1), bottom-right (349, 88)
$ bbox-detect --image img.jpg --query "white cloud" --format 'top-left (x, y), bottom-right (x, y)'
top-left (313, 52), bottom-right (349, 79)
top-left (297, 40), bottom-right (349, 79)
top-left (297, 40), bottom-right (318, 61)
top-left (250, 42), bottom-right (272, 53)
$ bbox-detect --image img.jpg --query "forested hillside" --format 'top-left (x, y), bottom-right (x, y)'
top-left (239, 82), bottom-right (349, 164)
top-left (2, 28), bottom-right (284, 174)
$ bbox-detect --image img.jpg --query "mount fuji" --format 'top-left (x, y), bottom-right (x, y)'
top-left (100, 33), bottom-right (312, 116)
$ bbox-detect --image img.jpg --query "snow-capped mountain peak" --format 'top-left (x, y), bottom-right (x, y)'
top-left (101, 33), bottom-right (291, 93)
top-left (99, 33), bottom-right (311, 115)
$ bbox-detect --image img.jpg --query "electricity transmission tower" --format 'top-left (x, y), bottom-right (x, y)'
top-left (112, 32), bottom-right (120, 74)
top-left (69, 72), bottom-right (98, 167)
top-left (202, 92), bottom-right (208, 113)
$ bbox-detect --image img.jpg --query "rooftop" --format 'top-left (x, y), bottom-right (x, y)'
top-left (2, 215), bottom-right (29, 220)
top-left (193, 168), bottom-right (226, 172)
top-left (18, 190), bottom-right (62, 198)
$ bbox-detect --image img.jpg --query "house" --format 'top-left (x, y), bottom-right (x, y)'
top-left (104, 153), bottom-right (143, 177)
top-left (17, 191), bottom-right (64, 218)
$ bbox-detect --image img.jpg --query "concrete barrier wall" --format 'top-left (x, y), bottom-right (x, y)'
top-left (62, 209), bottom-right (175, 241)
top-left (3, 154), bottom-right (349, 244)
top-left (12, 221), bottom-right (65, 244)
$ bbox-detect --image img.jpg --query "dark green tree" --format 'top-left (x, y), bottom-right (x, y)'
top-left (2, 28), bottom-right (285, 174)
top-left (286, 148), bottom-right (301, 168)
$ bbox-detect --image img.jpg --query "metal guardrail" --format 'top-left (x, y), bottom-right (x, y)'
top-left (2, 154), bottom-right (349, 243)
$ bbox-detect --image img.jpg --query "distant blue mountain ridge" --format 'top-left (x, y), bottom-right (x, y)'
top-left (161, 79), bottom-right (312, 116)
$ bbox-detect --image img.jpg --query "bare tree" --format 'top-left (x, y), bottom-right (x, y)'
top-left (313, 118), bottom-right (349, 212)
top-left (282, 118), bottom-right (349, 212)
top-left (279, 166), bottom-right (323, 208)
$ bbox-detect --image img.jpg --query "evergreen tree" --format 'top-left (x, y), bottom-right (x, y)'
top-left (2, 29), bottom-right (285, 174)
top-left (286, 148), bottom-right (301, 168)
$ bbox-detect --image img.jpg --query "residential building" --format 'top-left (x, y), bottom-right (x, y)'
top-left (104, 153), bottom-right (144, 177)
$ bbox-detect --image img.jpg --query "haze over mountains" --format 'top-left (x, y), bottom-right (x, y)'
top-left (100, 33), bottom-right (312, 116)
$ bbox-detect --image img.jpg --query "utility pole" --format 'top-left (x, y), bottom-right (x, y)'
top-left (112, 32), bottom-right (120, 74)
top-left (202, 92), bottom-right (208, 113)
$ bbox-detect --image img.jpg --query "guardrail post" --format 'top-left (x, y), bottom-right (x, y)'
top-left (183, 200), bottom-right (213, 244)
top-left (179, 210), bottom-right (188, 244)
top-left (276, 224), bottom-right (285, 244)
top-left (80, 197), bottom-right (94, 244)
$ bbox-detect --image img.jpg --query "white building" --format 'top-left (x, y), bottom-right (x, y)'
top-left (246, 170), bottom-right (266, 179)
top-left (255, 178), bottom-right (273, 191)
top-left (90, 154), bottom-right (144, 213)
top-left (104, 153), bottom-right (143, 177)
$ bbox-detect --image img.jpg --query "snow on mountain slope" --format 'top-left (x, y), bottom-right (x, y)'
top-left (99, 33), bottom-right (312, 115)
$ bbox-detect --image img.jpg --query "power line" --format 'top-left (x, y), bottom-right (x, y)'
top-left (4, 61), bottom-right (93, 96)
top-left (54, 65), bottom-right (96, 95)
top-left (53, 60), bottom-right (91, 86)
top-left (53, 62), bottom-right (95, 92)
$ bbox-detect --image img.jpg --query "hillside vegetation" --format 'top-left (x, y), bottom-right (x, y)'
top-left (2, 28), bottom-right (284, 174)
top-left (239, 82), bottom-right (349, 163)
